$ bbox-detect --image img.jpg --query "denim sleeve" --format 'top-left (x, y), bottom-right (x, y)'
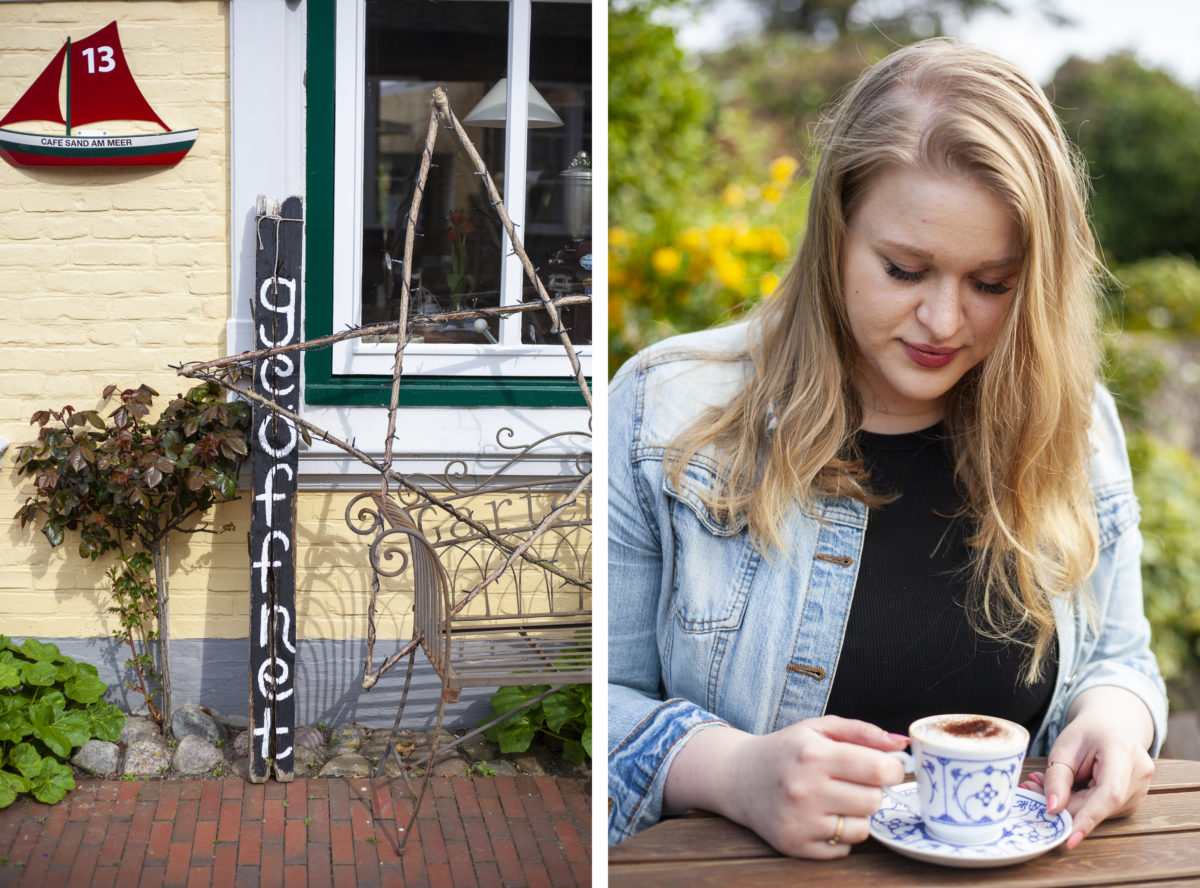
top-left (1036, 386), bottom-right (1168, 756)
top-left (607, 359), bottom-right (729, 843)
top-left (1062, 513), bottom-right (1168, 756)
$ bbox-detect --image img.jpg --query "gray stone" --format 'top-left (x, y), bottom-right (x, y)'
top-left (120, 716), bottom-right (161, 746)
top-left (171, 705), bottom-right (226, 745)
top-left (459, 734), bottom-right (501, 763)
top-left (232, 730), bottom-right (251, 758)
top-left (510, 754), bottom-right (547, 776)
top-left (483, 759), bottom-right (519, 777)
top-left (327, 723), bottom-right (367, 755)
top-left (71, 740), bottom-right (121, 776)
top-left (318, 753), bottom-right (373, 778)
top-left (172, 735), bottom-right (224, 775)
top-left (427, 758), bottom-right (468, 777)
top-left (295, 745), bottom-right (325, 775)
top-left (295, 725), bottom-right (324, 750)
top-left (123, 738), bottom-right (171, 777)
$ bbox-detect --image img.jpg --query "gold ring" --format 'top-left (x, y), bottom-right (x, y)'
top-left (1048, 760), bottom-right (1077, 780)
top-left (827, 814), bottom-right (845, 846)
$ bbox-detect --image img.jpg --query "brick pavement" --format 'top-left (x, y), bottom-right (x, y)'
top-left (0, 775), bottom-right (591, 887)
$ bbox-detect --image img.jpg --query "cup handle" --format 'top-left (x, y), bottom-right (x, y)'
top-left (881, 750), bottom-right (921, 815)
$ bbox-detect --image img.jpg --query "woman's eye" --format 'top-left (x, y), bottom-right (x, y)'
top-left (885, 261), bottom-right (925, 283)
top-left (973, 279), bottom-right (1013, 296)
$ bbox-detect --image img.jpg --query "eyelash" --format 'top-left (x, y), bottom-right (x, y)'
top-left (884, 262), bottom-right (1013, 297)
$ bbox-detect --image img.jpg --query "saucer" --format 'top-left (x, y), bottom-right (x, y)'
top-left (869, 784), bottom-right (1072, 868)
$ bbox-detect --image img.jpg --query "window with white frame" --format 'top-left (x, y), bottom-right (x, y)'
top-left (308, 0), bottom-right (592, 407)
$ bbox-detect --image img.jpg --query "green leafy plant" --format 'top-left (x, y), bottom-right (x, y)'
top-left (0, 636), bottom-right (125, 808)
top-left (483, 684), bottom-right (592, 765)
top-left (1125, 430), bottom-right (1200, 680)
top-left (13, 382), bottom-right (251, 723)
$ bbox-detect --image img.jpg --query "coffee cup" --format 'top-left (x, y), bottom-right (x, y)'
top-left (882, 713), bottom-right (1029, 845)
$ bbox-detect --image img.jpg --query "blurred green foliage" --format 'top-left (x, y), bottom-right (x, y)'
top-left (1124, 429), bottom-right (1200, 679)
top-left (1052, 53), bottom-right (1200, 263)
top-left (1110, 256), bottom-right (1200, 334)
top-left (608, 0), bottom-right (812, 372)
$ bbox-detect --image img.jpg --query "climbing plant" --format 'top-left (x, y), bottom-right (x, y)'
top-left (13, 381), bottom-right (251, 723)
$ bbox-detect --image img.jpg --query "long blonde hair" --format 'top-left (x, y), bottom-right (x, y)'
top-left (666, 38), bottom-right (1103, 682)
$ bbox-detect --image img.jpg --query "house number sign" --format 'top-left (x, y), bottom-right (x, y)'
top-left (249, 196), bottom-right (303, 783)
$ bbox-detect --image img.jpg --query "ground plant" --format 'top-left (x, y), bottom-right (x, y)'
top-left (483, 683), bottom-right (592, 765)
top-left (0, 637), bottom-right (124, 807)
top-left (12, 382), bottom-right (251, 723)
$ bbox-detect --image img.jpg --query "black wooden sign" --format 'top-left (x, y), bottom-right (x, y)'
top-left (249, 196), bottom-right (303, 783)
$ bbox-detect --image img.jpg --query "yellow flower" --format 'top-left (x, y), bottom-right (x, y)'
top-left (609, 226), bottom-right (635, 248)
top-left (760, 272), bottom-right (781, 297)
top-left (713, 250), bottom-right (747, 289)
top-left (733, 229), bottom-right (765, 253)
top-left (678, 228), bottom-right (706, 251)
top-left (762, 184), bottom-right (783, 204)
top-left (763, 228), bottom-right (791, 260)
top-left (651, 246), bottom-right (683, 276)
top-left (769, 155), bottom-right (800, 183)
top-left (721, 184), bottom-right (746, 209)
top-left (706, 224), bottom-right (734, 249)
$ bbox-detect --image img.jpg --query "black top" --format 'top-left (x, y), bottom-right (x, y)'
top-left (823, 423), bottom-right (1056, 736)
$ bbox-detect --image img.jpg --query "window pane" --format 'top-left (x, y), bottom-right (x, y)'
top-left (520, 4), bottom-right (592, 346)
top-left (361, 0), bottom-right (508, 344)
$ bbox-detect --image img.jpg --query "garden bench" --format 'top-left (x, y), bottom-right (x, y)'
top-left (346, 440), bottom-right (591, 848)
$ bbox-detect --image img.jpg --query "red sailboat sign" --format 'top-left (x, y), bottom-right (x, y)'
top-left (0, 21), bottom-right (197, 167)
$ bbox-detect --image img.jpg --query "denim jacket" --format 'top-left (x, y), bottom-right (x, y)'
top-left (608, 322), bottom-right (1168, 845)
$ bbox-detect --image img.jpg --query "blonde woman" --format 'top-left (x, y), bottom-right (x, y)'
top-left (608, 39), bottom-right (1167, 859)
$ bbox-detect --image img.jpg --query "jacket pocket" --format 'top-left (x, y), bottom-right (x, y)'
top-left (663, 458), bottom-right (759, 632)
top-left (1095, 483), bottom-right (1138, 550)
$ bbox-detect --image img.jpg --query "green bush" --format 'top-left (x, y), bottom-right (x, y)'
top-left (1052, 53), bottom-right (1200, 263)
top-left (1110, 256), bottom-right (1200, 334)
top-left (0, 637), bottom-right (125, 807)
top-left (1125, 431), bottom-right (1200, 680)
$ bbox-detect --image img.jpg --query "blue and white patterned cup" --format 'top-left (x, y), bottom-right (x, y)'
top-left (883, 713), bottom-right (1029, 845)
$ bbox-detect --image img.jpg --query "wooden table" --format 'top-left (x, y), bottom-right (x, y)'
top-left (609, 758), bottom-right (1200, 887)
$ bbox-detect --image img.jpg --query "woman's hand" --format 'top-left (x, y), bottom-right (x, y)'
top-left (664, 715), bottom-right (909, 858)
top-left (1019, 687), bottom-right (1155, 851)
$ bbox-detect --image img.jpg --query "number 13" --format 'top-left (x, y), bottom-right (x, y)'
top-left (81, 46), bottom-right (115, 74)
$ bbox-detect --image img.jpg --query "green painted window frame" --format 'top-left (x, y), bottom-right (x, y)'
top-left (304, 1), bottom-right (590, 408)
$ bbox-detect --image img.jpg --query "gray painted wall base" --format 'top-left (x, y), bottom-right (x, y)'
top-left (23, 637), bottom-right (493, 730)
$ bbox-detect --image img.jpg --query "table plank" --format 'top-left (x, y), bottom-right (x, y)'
top-left (1146, 758), bottom-right (1200, 790)
top-left (610, 786), bottom-right (1200, 865)
top-left (610, 761), bottom-right (1200, 865)
top-left (1090, 790), bottom-right (1200, 837)
top-left (610, 831), bottom-right (1200, 888)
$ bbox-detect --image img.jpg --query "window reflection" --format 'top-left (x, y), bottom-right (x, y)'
top-left (360, 0), bottom-right (591, 349)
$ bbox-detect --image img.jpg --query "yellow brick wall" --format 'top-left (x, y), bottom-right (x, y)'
top-left (0, 1), bottom-right (237, 642)
top-left (0, 2), bottom-right (592, 648)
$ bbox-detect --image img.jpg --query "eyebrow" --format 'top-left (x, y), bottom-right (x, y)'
top-left (877, 239), bottom-right (1023, 271)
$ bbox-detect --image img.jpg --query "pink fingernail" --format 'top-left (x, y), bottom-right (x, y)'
top-left (1066, 830), bottom-right (1085, 850)
top-left (1029, 773), bottom-right (1043, 786)
top-left (1046, 793), bottom-right (1058, 811)
top-left (887, 732), bottom-right (909, 743)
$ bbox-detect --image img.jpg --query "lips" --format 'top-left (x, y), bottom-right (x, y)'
top-left (903, 342), bottom-right (960, 369)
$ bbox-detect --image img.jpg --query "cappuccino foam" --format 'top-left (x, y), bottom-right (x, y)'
top-left (913, 714), bottom-right (1026, 751)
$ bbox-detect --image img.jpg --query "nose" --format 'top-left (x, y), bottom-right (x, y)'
top-left (915, 278), bottom-right (964, 342)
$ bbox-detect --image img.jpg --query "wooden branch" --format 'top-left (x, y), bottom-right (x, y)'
top-left (187, 371), bottom-right (590, 589)
top-left (431, 87), bottom-right (593, 413)
top-left (174, 296), bottom-right (590, 379)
